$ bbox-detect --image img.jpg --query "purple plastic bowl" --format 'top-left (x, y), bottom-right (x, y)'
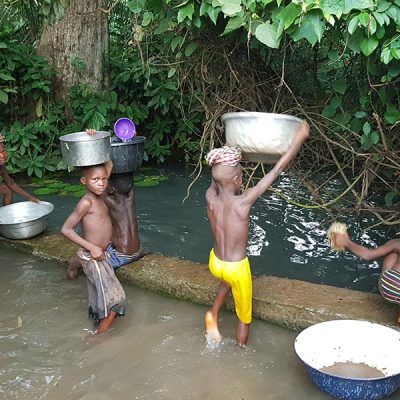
top-left (114, 118), bottom-right (136, 141)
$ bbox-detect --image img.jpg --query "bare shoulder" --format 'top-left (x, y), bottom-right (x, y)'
top-left (75, 194), bottom-right (93, 212)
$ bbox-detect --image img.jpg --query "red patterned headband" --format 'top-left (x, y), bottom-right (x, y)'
top-left (205, 146), bottom-right (242, 167)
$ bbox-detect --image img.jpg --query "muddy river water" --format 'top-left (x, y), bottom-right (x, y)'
top-left (0, 246), bottom-right (338, 400)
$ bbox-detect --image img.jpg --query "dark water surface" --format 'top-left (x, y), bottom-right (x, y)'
top-left (0, 246), bottom-right (335, 400)
top-left (24, 165), bottom-right (390, 292)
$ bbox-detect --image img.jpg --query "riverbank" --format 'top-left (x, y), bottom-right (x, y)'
top-left (1, 231), bottom-right (398, 331)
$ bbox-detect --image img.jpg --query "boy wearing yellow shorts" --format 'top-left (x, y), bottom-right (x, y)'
top-left (204, 122), bottom-right (309, 347)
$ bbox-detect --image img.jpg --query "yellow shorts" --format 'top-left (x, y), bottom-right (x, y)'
top-left (209, 249), bottom-right (252, 324)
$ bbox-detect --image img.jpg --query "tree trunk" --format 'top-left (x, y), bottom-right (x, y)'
top-left (38, 0), bottom-right (109, 107)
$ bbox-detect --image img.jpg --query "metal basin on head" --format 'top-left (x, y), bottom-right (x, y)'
top-left (59, 131), bottom-right (111, 167)
top-left (110, 136), bottom-right (146, 174)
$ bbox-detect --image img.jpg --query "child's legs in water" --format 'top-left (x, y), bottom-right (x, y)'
top-left (0, 184), bottom-right (12, 206)
top-left (97, 310), bottom-right (117, 334)
top-left (236, 321), bottom-right (250, 347)
top-left (205, 281), bottom-right (231, 342)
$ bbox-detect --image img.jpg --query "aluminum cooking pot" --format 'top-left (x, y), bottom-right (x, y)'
top-left (59, 131), bottom-right (111, 167)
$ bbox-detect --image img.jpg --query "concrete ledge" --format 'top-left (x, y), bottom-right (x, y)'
top-left (1, 232), bottom-right (398, 331)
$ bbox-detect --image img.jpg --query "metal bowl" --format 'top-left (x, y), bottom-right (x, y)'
top-left (294, 320), bottom-right (400, 400)
top-left (0, 201), bottom-right (54, 239)
top-left (110, 136), bottom-right (146, 174)
top-left (59, 131), bottom-right (111, 167)
top-left (221, 112), bottom-right (304, 163)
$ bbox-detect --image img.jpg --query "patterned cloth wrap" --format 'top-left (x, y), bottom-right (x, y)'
top-left (106, 243), bottom-right (143, 270)
top-left (379, 269), bottom-right (400, 305)
top-left (205, 146), bottom-right (242, 167)
top-left (77, 248), bottom-right (126, 323)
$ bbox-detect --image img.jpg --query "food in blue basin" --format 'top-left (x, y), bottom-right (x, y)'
top-left (0, 201), bottom-right (54, 239)
top-left (294, 319), bottom-right (400, 400)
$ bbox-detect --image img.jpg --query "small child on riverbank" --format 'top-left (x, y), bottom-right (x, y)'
top-left (204, 121), bottom-right (310, 347)
top-left (61, 161), bottom-right (126, 334)
top-left (0, 134), bottom-right (39, 206)
top-left (329, 224), bottom-right (400, 324)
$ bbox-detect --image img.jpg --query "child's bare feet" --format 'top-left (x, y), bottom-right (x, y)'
top-left (97, 311), bottom-right (117, 334)
top-left (205, 311), bottom-right (222, 344)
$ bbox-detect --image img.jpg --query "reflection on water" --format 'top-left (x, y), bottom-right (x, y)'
top-left (0, 247), bottom-right (333, 400)
top-left (27, 165), bottom-right (390, 292)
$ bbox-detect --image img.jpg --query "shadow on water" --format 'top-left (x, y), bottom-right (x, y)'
top-left (0, 247), bottom-right (337, 400)
top-left (24, 164), bottom-right (391, 293)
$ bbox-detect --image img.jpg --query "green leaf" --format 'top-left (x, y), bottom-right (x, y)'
top-left (0, 72), bottom-right (15, 81)
top-left (154, 18), bottom-right (170, 34)
top-left (219, 0), bottom-right (242, 17)
top-left (330, 95), bottom-right (342, 108)
top-left (277, 3), bottom-right (301, 29)
top-left (334, 112), bottom-right (352, 125)
top-left (384, 191), bottom-right (396, 206)
top-left (35, 97), bottom-right (43, 118)
top-left (168, 68), bottom-right (176, 78)
top-left (290, 10), bottom-right (326, 46)
top-left (348, 15), bottom-right (359, 34)
top-left (360, 35), bottom-right (378, 56)
top-left (367, 15), bottom-right (377, 35)
top-left (320, 0), bottom-right (344, 17)
top-left (34, 187), bottom-right (60, 195)
top-left (322, 105), bottom-right (336, 118)
top-left (343, 0), bottom-right (374, 14)
top-left (255, 21), bottom-right (281, 48)
top-left (127, 0), bottom-right (146, 13)
top-left (184, 43), bottom-right (197, 57)
top-left (358, 12), bottom-right (369, 26)
top-left (177, 2), bottom-right (194, 22)
top-left (0, 90), bottom-right (8, 104)
top-left (142, 11), bottom-right (153, 26)
top-left (333, 78), bottom-right (347, 94)
top-left (170, 36), bottom-right (184, 52)
top-left (363, 121), bottom-right (371, 134)
top-left (355, 111), bottom-right (367, 118)
top-left (391, 48), bottom-right (400, 59)
top-left (222, 15), bottom-right (244, 34)
top-left (384, 105), bottom-right (400, 124)
top-left (371, 131), bottom-right (380, 144)
top-left (381, 47), bottom-right (393, 64)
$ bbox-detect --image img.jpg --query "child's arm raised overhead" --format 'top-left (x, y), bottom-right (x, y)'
top-left (61, 198), bottom-right (105, 260)
top-left (242, 120), bottom-right (310, 206)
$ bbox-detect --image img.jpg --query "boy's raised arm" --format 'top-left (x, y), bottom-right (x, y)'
top-left (242, 120), bottom-right (310, 205)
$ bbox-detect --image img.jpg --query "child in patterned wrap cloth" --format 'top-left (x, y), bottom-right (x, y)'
top-left (61, 161), bottom-right (126, 334)
top-left (330, 229), bottom-right (400, 324)
top-left (204, 120), bottom-right (309, 347)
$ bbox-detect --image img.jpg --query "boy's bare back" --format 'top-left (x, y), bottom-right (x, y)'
top-left (206, 120), bottom-right (310, 263)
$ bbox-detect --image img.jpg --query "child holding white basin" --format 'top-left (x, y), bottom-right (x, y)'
top-left (0, 134), bottom-right (39, 206)
top-left (204, 120), bottom-right (310, 347)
